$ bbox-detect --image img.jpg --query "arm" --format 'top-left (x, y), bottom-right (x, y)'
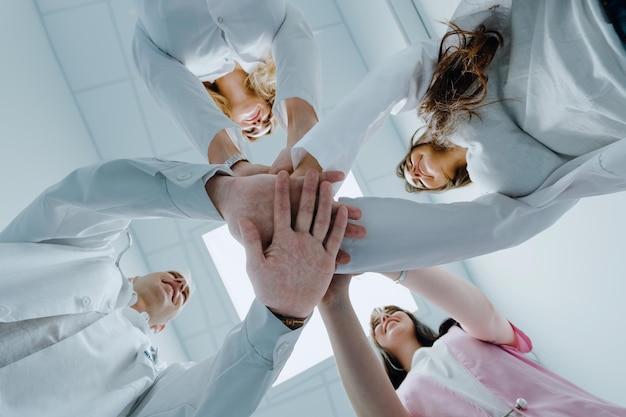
top-left (335, 193), bottom-right (577, 274)
top-left (132, 25), bottom-right (244, 163)
top-left (132, 170), bottom-right (350, 417)
top-left (381, 268), bottom-right (515, 345)
top-left (0, 158), bottom-right (226, 248)
top-left (318, 275), bottom-right (411, 417)
top-left (269, 4), bottom-right (321, 173)
top-left (291, 43), bottom-right (439, 176)
top-left (129, 299), bottom-right (302, 417)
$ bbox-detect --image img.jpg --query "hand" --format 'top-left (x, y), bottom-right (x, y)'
top-left (269, 147), bottom-right (294, 174)
top-left (320, 274), bottom-right (353, 310)
top-left (239, 170), bottom-right (347, 318)
top-left (292, 153), bottom-right (323, 177)
top-left (205, 171), bottom-right (366, 256)
top-left (231, 161), bottom-right (270, 176)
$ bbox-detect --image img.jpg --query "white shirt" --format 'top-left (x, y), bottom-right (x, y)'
top-left (0, 159), bottom-right (301, 417)
top-left (132, 0), bottom-right (321, 158)
top-left (289, 0), bottom-right (626, 273)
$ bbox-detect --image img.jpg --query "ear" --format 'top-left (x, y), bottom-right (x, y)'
top-left (150, 323), bottom-right (166, 334)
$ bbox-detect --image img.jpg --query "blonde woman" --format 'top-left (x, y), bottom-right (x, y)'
top-left (132, 0), bottom-right (320, 175)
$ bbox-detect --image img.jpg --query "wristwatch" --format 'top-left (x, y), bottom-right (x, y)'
top-left (272, 312), bottom-right (308, 330)
top-left (224, 153), bottom-right (249, 169)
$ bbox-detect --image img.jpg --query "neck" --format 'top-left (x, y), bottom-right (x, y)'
top-left (213, 63), bottom-right (248, 104)
top-left (392, 339), bottom-right (421, 372)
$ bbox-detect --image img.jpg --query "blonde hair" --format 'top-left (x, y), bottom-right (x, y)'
top-left (203, 57), bottom-right (277, 141)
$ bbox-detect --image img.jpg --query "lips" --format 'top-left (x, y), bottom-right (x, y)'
top-left (246, 108), bottom-right (261, 122)
top-left (163, 280), bottom-right (179, 302)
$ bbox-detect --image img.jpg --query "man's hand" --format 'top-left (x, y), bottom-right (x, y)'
top-left (205, 171), bottom-right (366, 262)
top-left (238, 170), bottom-right (347, 318)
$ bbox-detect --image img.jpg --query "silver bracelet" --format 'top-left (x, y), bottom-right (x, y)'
top-left (394, 270), bottom-right (408, 284)
top-left (224, 153), bottom-right (249, 169)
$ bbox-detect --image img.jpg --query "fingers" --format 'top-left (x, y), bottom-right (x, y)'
top-left (294, 169), bottom-right (320, 233)
top-left (311, 180), bottom-right (334, 238)
top-left (325, 206), bottom-right (348, 256)
top-left (335, 250), bottom-right (351, 265)
top-left (332, 201), bottom-right (361, 221)
top-left (273, 171), bottom-right (292, 234)
top-left (344, 222), bottom-right (367, 239)
top-left (319, 170), bottom-right (345, 184)
top-left (238, 216), bottom-right (263, 272)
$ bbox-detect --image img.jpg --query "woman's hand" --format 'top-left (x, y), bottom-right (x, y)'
top-left (269, 147), bottom-right (294, 174)
top-left (231, 161), bottom-right (271, 176)
top-left (319, 274), bottom-right (353, 311)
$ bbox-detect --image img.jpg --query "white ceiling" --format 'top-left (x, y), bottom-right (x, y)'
top-left (1, 0), bottom-right (625, 413)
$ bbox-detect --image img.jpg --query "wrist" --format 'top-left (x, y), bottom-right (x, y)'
top-left (269, 310), bottom-right (309, 330)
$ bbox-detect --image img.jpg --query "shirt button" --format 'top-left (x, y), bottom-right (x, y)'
top-left (217, 16), bottom-right (223, 23)
top-left (276, 342), bottom-right (289, 356)
top-left (0, 305), bottom-right (11, 318)
top-left (82, 296), bottom-right (92, 307)
top-left (176, 172), bottom-right (191, 180)
top-left (108, 300), bottom-right (116, 309)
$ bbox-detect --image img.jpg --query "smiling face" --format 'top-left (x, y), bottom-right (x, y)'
top-left (371, 308), bottom-right (417, 353)
top-left (131, 271), bottom-right (190, 332)
top-left (229, 95), bottom-right (274, 139)
top-left (402, 144), bottom-right (468, 191)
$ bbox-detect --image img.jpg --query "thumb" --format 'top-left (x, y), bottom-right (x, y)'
top-left (238, 216), bottom-right (264, 272)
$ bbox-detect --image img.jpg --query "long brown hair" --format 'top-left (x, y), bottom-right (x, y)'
top-left (203, 57), bottom-right (278, 141)
top-left (419, 23), bottom-right (503, 139)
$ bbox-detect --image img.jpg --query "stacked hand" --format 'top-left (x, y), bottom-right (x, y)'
top-left (239, 170), bottom-right (348, 319)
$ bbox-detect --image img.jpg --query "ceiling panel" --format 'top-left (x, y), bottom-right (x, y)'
top-left (75, 81), bottom-right (154, 158)
top-left (42, 2), bottom-right (128, 91)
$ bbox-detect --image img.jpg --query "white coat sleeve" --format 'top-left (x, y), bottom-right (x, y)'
top-left (271, 3), bottom-right (322, 128)
top-left (0, 159), bottom-right (229, 249)
top-left (128, 299), bottom-right (302, 417)
top-left (335, 194), bottom-right (577, 273)
top-left (291, 43), bottom-right (438, 175)
top-left (132, 24), bottom-right (243, 159)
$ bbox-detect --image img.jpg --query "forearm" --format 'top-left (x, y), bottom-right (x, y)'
top-left (319, 299), bottom-right (410, 417)
top-left (131, 300), bottom-right (300, 417)
top-left (284, 97), bottom-right (318, 147)
top-left (382, 268), bottom-right (515, 344)
top-left (336, 195), bottom-right (576, 273)
top-left (0, 159), bottom-right (224, 246)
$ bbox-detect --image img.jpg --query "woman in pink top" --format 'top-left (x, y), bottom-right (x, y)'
top-left (319, 268), bottom-right (626, 417)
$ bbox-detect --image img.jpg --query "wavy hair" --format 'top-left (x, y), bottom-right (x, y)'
top-left (419, 23), bottom-right (503, 140)
top-left (203, 57), bottom-right (278, 141)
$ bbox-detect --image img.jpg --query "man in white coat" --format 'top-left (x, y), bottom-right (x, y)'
top-left (0, 158), bottom-right (357, 417)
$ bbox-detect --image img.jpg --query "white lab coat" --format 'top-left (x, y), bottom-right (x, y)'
top-left (289, 0), bottom-right (626, 273)
top-left (0, 159), bottom-right (302, 417)
top-left (132, 0), bottom-right (321, 158)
